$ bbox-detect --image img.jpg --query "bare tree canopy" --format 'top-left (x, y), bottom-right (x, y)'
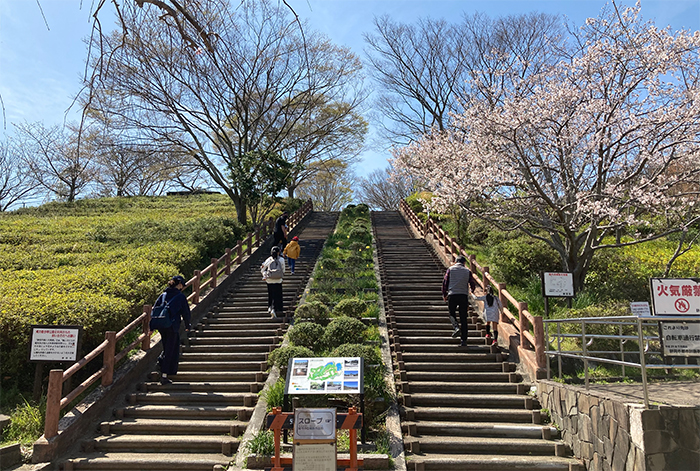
top-left (0, 139), bottom-right (37, 211)
top-left (357, 166), bottom-right (414, 210)
top-left (364, 11), bottom-right (563, 146)
top-left (295, 159), bottom-right (355, 211)
top-left (88, 0), bottom-right (366, 224)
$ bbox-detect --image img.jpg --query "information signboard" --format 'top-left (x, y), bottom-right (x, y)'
top-left (630, 302), bottom-right (652, 317)
top-left (542, 272), bottom-right (575, 297)
top-left (292, 442), bottom-right (336, 471)
top-left (286, 357), bottom-right (362, 395)
top-left (650, 278), bottom-right (700, 315)
top-left (294, 408), bottom-right (336, 440)
top-left (660, 323), bottom-right (700, 356)
top-left (29, 325), bottom-right (82, 362)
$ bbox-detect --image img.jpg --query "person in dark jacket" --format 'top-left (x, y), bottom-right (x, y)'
top-left (155, 275), bottom-right (191, 384)
top-left (442, 255), bottom-right (476, 347)
top-left (273, 212), bottom-right (288, 249)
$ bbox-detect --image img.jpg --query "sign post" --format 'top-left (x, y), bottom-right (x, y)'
top-left (541, 272), bottom-right (575, 317)
top-left (28, 325), bottom-right (82, 401)
top-left (293, 408), bottom-right (336, 471)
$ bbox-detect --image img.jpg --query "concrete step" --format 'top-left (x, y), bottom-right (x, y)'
top-left (84, 434), bottom-right (238, 454)
top-left (408, 407), bottom-right (537, 423)
top-left (406, 393), bottom-right (536, 409)
top-left (177, 361), bottom-right (267, 371)
top-left (179, 352), bottom-right (268, 362)
top-left (118, 405), bottom-right (253, 420)
top-left (403, 362), bottom-right (514, 373)
top-left (403, 421), bottom-right (558, 439)
top-left (400, 352), bottom-right (506, 362)
top-left (405, 381), bottom-right (521, 394)
top-left (406, 435), bottom-right (563, 455)
top-left (404, 372), bottom-right (518, 382)
top-left (64, 451), bottom-right (231, 470)
top-left (102, 418), bottom-right (247, 435)
top-left (144, 381), bottom-right (262, 393)
top-left (129, 392), bottom-right (257, 406)
top-left (404, 453), bottom-right (580, 471)
top-left (163, 371), bottom-right (262, 382)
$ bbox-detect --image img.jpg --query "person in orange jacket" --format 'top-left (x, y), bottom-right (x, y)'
top-left (283, 236), bottom-right (301, 275)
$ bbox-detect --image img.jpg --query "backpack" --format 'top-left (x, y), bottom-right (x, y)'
top-left (149, 294), bottom-right (173, 331)
top-left (266, 258), bottom-right (284, 280)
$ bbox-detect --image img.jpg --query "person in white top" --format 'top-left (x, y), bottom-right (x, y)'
top-left (475, 286), bottom-right (502, 346)
top-left (261, 246), bottom-right (285, 317)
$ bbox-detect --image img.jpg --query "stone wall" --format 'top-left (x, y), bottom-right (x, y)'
top-left (538, 380), bottom-right (700, 471)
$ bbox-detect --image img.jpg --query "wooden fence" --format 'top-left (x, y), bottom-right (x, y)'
top-left (42, 200), bottom-right (313, 440)
top-left (399, 200), bottom-right (546, 380)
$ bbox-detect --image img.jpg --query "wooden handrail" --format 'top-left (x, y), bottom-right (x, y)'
top-left (399, 199), bottom-right (546, 376)
top-left (42, 200), bottom-right (314, 440)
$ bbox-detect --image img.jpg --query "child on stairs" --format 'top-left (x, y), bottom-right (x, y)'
top-left (475, 286), bottom-right (502, 346)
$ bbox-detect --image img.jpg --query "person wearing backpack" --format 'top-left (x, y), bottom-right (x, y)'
top-left (261, 246), bottom-right (285, 317)
top-left (153, 275), bottom-right (191, 384)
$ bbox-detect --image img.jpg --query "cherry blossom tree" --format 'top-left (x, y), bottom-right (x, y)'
top-left (393, 2), bottom-right (700, 291)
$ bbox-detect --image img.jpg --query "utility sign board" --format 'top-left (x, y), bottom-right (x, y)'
top-left (29, 325), bottom-right (82, 362)
top-left (630, 302), bottom-right (652, 317)
top-left (292, 442), bottom-right (336, 471)
top-left (542, 272), bottom-right (575, 297)
top-left (294, 408), bottom-right (336, 440)
top-left (650, 278), bottom-right (700, 315)
top-left (660, 323), bottom-right (700, 356)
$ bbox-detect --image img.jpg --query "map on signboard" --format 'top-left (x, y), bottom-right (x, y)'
top-left (543, 272), bottom-right (574, 297)
top-left (287, 357), bottom-right (362, 395)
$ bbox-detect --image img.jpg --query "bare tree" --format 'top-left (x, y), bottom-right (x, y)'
top-left (296, 159), bottom-right (355, 211)
top-left (89, 0), bottom-right (366, 224)
top-left (364, 12), bottom-right (563, 146)
top-left (357, 166), bottom-right (413, 210)
top-left (14, 122), bottom-right (96, 203)
top-left (0, 139), bottom-right (37, 211)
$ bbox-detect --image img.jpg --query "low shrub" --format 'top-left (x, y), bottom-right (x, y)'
top-left (331, 298), bottom-right (368, 319)
top-left (305, 292), bottom-right (333, 305)
top-left (322, 317), bottom-right (366, 350)
top-left (288, 323), bottom-right (326, 352)
top-left (245, 430), bottom-right (275, 456)
top-left (319, 258), bottom-right (342, 271)
top-left (491, 236), bottom-right (560, 287)
top-left (294, 301), bottom-right (330, 324)
top-left (330, 343), bottom-right (382, 366)
top-left (267, 345), bottom-right (314, 369)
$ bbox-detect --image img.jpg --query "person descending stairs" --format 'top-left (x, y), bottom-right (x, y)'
top-left (59, 212), bottom-right (338, 471)
top-left (372, 211), bottom-right (582, 471)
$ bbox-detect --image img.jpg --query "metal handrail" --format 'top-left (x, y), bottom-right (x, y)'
top-left (545, 315), bottom-right (700, 408)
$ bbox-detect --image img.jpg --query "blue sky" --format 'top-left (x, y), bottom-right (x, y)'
top-left (1, 0), bottom-right (699, 177)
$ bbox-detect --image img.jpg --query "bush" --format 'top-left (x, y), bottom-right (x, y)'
top-left (491, 237), bottom-right (560, 287)
top-left (322, 317), bottom-right (366, 350)
top-left (319, 258), bottom-right (342, 271)
top-left (331, 298), bottom-right (368, 319)
top-left (330, 343), bottom-right (382, 366)
top-left (288, 323), bottom-right (326, 352)
top-left (305, 292), bottom-right (333, 305)
top-left (294, 301), bottom-right (330, 324)
top-left (348, 226), bottom-right (370, 242)
top-left (267, 345), bottom-right (314, 369)
top-left (585, 249), bottom-right (650, 302)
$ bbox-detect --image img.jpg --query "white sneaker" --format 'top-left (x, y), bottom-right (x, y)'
top-left (451, 328), bottom-right (460, 338)
top-left (270, 309), bottom-right (276, 318)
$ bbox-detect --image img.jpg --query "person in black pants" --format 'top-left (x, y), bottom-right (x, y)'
top-left (261, 246), bottom-right (285, 317)
top-left (273, 212), bottom-right (288, 249)
top-left (442, 256), bottom-right (476, 347)
top-left (155, 275), bottom-right (191, 384)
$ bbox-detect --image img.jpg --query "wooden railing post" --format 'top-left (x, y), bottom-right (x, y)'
top-left (102, 331), bottom-right (116, 386)
top-left (518, 302), bottom-right (528, 346)
top-left (193, 270), bottom-right (201, 304)
top-left (348, 406), bottom-right (359, 470)
top-left (236, 240), bottom-right (243, 263)
top-left (44, 369), bottom-right (63, 439)
top-left (225, 248), bottom-right (232, 275)
top-left (211, 258), bottom-right (218, 288)
top-left (143, 305), bottom-right (152, 348)
top-left (469, 254), bottom-right (476, 273)
top-left (482, 266), bottom-right (490, 291)
top-left (533, 316), bottom-right (546, 368)
top-left (245, 234), bottom-right (252, 256)
top-left (497, 283), bottom-right (507, 323)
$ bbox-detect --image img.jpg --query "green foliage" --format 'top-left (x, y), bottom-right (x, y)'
top-left (2, 396), bottom-right (45, 446)
top-left (294, 301), bottom-right (330, 324)
top-left (288, 322), bottom-right (326, 351)
top-left (244, 430), bottom-right (275, 456)
top-left (330, 343), bottom-right (382, 366)
top-left (585, 249), bottom-right (651, 302)
top-left (268, 345), bottom-right (314, 369)
top-left (304, 292), bottom-right (333, 305)
top-left (331, 298), bottom-right (368, 319)
top-left (260, 378), bottom-right (286, 412)
top-left (322, 317), bottom-right (366, 349)
top-left (319, 258), bottom-right (342, 271)
top-left (228, 150), bottom-right (295, 209)
top-left (491, 237), bottom-right (560, 287)
top-left (405, 192), bottom-right (429, 214)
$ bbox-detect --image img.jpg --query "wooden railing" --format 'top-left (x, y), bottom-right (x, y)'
top-left (41, 200), bottom-right (313, 440)
top-left (399, 200), bottom-right (546, 379)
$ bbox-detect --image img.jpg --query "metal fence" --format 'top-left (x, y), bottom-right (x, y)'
top-left (544, 315), bottom-right (700, 407)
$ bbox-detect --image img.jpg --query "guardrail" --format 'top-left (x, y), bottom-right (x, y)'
top-left (41, 200), bottom-right (313, 440)
top-left (545, 315), bottom-right (700, 408)
top-left (399, 199), bottom-right (546, 379)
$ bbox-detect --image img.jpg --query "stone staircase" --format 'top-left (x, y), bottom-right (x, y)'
top-left (372, 211), bottom-right (582, 471)
top-left (60, 212), bottom-right (337, 471)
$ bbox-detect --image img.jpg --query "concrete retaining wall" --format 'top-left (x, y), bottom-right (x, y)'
top-left (538, 380), bottom-right (700, 471)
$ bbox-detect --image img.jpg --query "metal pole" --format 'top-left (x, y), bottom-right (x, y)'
top-left (582, 320), bottom-right (589, 390)
top-left (637, 317), bottom-right (650, 408)
top-left (619, 324), bottom-right (625, 379)
top-left (546, 321), bottom-right (551, 380)
top-left (557, 323), bottom-right (562, 380)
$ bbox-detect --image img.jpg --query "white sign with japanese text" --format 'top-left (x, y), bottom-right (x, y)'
top-left (630, 302), bottom-right (652, 317)
top-left (661, 323), bottom-right (700, 356)
top-left (293, 442), bottom-right (336, 471)
top-left (29, 326), bottom-right (81, 362)
top-left (294, 408), bottom-right (336, 440)
top-left (543, 272), bottom-right (575, 297)
top-left (650, 278), bottom-right (700, 315)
